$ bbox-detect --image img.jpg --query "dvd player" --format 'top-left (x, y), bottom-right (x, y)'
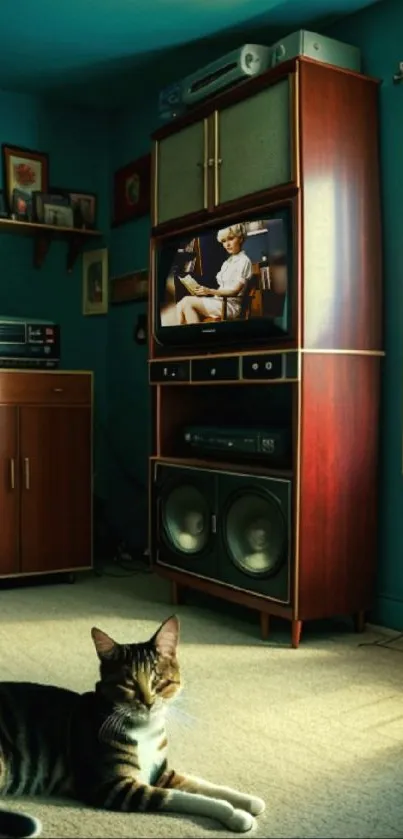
top-left (183, 425), bottom-right (289, 459)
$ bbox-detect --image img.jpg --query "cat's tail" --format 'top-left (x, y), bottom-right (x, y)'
top-left (0, 807), bottom-right (42, 838)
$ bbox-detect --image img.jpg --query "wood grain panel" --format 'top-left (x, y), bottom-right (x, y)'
top-left (0, 372), bottom-right (92, 405)
top-left (299, 61), bottom-right (382, 351)
top-left (297, 354), bottom-right (380, 620)
top-left (0, 407), bottom-right (19, 575)
top-left (19, 406), bottom-right (92, 574)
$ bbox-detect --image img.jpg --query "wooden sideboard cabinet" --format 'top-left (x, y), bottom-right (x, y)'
top-left (0, 370), bottom-right (92, 580)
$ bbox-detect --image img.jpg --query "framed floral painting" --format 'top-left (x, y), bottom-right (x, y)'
top-left (2, 144), bottom-right (49, 213)
top-left (112, 153), bottom-right (151, 227)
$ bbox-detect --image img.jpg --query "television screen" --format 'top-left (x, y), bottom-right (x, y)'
top-left (154, 208), bottom-right (292, 348)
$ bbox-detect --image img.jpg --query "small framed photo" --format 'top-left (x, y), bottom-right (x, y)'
top-left (49, 188), bottom-right (97, 229)
top-left (0, 189), bottom-right (7, 218)
top-left (2, 144), bottom-right (49, 212)
top-left (11, 187), bottom-right (33, 221)
top-left (43, 203), bottom-right (74, 228)
top-left (33, 191), bottom-right (70, 223)
top-left (112, 154), bottom-right (151, 227)
top-left (69, 192), bottom-right (97, 229)
top-left (83, 248), bottom-right (108, 316)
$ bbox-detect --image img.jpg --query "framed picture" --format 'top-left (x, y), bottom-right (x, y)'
top-left (68, 192), bottom-right (97, 229)
top-left (112, 154), bottom-right (151, 227)
top-left (0, 189), bottom-right (7, 218)
top-left (52, 188), bottom-right (97, 229)
top-left (43, 203), bottom-right (74, 228)
top-left (109, 269), bottom-right (148, 304)
top-left (33, 191), bottom-right (70, 223)
top-left (11, 188), bottom-right (33, 221)
top-left (2, 144), bottom-right (49, 212)
top-left (82, 248), bottom-right (108, 316)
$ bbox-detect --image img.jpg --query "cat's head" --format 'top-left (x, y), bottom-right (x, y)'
top-left (91, 615), bottom-right (181, 718)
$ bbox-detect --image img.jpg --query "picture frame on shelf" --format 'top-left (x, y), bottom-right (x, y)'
top-left (33, 191), bottom-right (70, 224)
top-left (0, 189), bottom-right (9, 218)
top-left (82, 248), bottom-right (108, 316)
top-left (43, 203), bottom-right (74, 228)
top-left (11, 188), bottom-right (33, 221)
top-left (51, 188), bottom-right (97, 230)
top-left (112, 153), bottom-right (151, 227)
top-left (2, 144), bottom-right (49, 213)
top-left (68, 191), bottom-right (97, 229)
top-left (109, 268), bottom-right (148, 304)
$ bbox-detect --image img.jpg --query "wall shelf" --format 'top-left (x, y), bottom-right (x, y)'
top-left (0, 217), bottom-right (103, 272)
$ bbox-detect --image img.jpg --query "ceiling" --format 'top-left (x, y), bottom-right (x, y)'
top-left (0, 0), bottom-right (381, 107)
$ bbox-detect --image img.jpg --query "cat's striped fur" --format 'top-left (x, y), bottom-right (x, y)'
top-left (0, 615), bottom-right (265, 837)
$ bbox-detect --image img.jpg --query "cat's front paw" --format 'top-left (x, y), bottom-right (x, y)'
top-left (244, 796), bottom-right (265, 816)
top-left (225, 808), bottom-right (255, 833)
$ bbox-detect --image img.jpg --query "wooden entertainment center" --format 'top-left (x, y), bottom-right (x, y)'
top-left (148, 56), bottom-right (383, 647)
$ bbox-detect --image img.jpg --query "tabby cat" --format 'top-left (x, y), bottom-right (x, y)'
top-left (0, 615), bottom-right (265, 837)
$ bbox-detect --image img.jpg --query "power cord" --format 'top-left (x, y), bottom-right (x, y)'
top-left (357, 632), bottom-right (403, 653)
top-left (95, 544), bottom-right (152, 579)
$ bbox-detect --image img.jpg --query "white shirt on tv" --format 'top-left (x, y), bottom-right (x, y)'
top-left (206, 250), bottom-right (252, 319)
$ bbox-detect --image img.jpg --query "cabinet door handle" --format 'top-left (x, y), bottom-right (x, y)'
top-left (24, 457), bottom-right (30, 490)
top-left (10, 458), bottom-right (15, 490)
top-left (213, 111), bottom-right (220, 206)
top-left (53, 387), bottom-right (63, 393)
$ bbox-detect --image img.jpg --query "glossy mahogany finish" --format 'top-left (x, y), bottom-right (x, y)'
top-left (0, 407), bottom-right (19, 575)
top-left (149, 58), bottom-right (383, 647)
top-left (20, 405), bottom-right (92, 574)
top-left (297, 354), bottom-right (380, 620)
top-left (299, 61), bottom-right (382, 351)
top-left (0, 371), bottom-right (93, 581)
top-left (0, 371), bottom-right (91, 405)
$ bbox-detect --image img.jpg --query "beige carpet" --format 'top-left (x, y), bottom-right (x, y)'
top-left (1, 568), bottom-right (403, 838)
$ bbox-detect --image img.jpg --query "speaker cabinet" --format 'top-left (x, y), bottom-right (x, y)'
top-left (152, 462), bottom-right (292, 604)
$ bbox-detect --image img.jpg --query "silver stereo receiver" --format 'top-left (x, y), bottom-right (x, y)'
top-left (158, 44), bottom-right (270, 120)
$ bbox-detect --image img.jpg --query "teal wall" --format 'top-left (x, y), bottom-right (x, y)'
top-left (106, 98), bottom-right (154, 550)
top-left (0, 90), bottom-right (109, 497)
top-left (326, 0), bottom-right (403, 629)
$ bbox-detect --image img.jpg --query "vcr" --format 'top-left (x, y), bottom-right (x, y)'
top-left (0, 317), bottom-right (60, 369)
top-left (183, 425), bottom-right (289, 460)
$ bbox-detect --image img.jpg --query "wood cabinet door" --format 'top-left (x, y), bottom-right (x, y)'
top-left (216, 77), bottom-right (293, 207)
top-left (0, 406), bottom-right (19, 576)
top-left (156, 119), bottom-right (207, 225)
top-left (20, 406), bottom-right (92, 574)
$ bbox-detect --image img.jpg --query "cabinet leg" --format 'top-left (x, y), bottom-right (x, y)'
top-left (291, 619), bottom-right (303, 649)
top-left (353, 610), bottom-right (366, 633)
top-left (171, 581), bottom-right (185, 606)
top-left (260, 612), bottom-right (270, 641)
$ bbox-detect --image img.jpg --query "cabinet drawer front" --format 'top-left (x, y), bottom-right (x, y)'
top-left (217, 77), bottom-right (293, 206)
top-left (191, 357), bottom-right (239, 382)
top-left (0, 372), bottom-right (92, 405)
top-left (156, 120), bottom-right (206, 225)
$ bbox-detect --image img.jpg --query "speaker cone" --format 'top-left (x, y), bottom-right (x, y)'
top-left (162, 483), bottom-right (210, 556)
top-left (223, 489), bottom-right (286, 578)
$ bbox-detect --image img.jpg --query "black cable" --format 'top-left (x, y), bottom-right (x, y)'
top-left (358, 632), bottom-right (403, 652)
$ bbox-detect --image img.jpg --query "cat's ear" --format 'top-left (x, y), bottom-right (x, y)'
top-left (153, 615), bottom-right (179, 659)
top-left (91, 626), bottom-right (118, 659)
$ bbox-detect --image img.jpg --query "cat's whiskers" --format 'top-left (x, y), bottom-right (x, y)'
top-left (98, 707), bottom-right (128, 742)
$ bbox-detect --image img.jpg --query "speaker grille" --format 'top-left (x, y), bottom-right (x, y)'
top-left (223, 489), bottom-right (286, 578)
top-left (162, 483), bottom-right (211, 556)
